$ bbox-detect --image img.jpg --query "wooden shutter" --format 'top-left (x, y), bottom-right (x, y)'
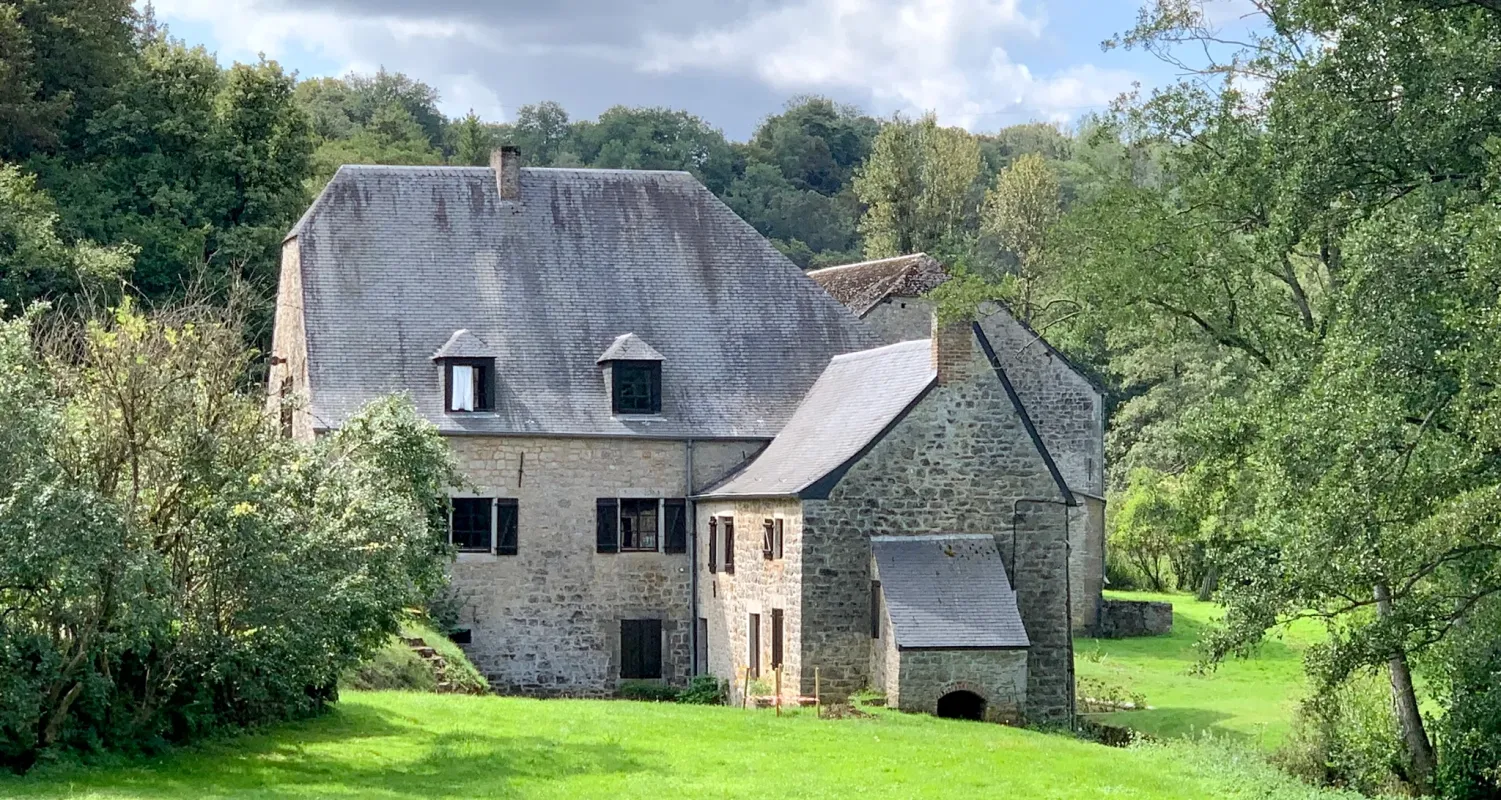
top-left (762, 519), bottom-right (774, 560)
top-left (708, 517), bottom-right (718, 573)
top-left (871, 580), bottom-right (882, 639)
top-left (663, 499), bottom-right (688, 553)
top-left (621, 619), bottom-right (661, 679)
top-left (774, 518), bottom-right (785, 559)
top-left (496, 499), bottom-right (519, 555)
top-left (724, 518), bottom-right (735, 574)
top-left (771, 609), bottom-right (784, 669)
top-left (596, 499), bottom-right (618, 553)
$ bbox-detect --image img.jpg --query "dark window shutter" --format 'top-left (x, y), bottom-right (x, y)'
top-left (621, 620), bottom-right (641, 678)
top-left (478, 359), bottom-right (496, 411)
top-left (871, 580), bottom-right (882, 639)
top-left (762, 519), bottom-right (774, 560)
top-left (708, 517), bottom-right (718, 573)
top-left (663, 499), bottom-right (687, 553)
top-left (642, 619), bottom-right (661, 679)
top-left (774, 518), bottom-right (785, 559)
top-left (596, 499), bottom-right (618, 553)
top-left (621, 619), bottom-right (662, 679)
top-left (747, 613), bottom-right (760, 678)
top-left (724, 518), bottom-right (735, 574)
top-left (771, 609), bottom-right (784, 669)
top-left (496, 499), bottom-right (519, 555)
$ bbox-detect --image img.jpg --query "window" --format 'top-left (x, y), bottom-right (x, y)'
top-left (722, 517), bottom-right (735, 574)
top-left (620, 619), bottom-right (662, 679)
top-left (451, 498), bottom-right (518, 555)
top-left (611, 361), bottom-right (661, 415)
top-left (596, 498), bottom-right (687, 554)
top-left (774, 518), bottom-right (785, 559)
top-left (495, 499), bottom-right (518, 555)
top-left (771, 609), bottom-right (784, 670)
top-left (444, 358), bottom-right (495, 412)
top-left (451, 498), bottom-right (492, 552)
top-left (620, 499), bottom-right (659, 551)
top-left (663, 499), bottom-right (688, 554)
top-left (708, 517), bottom-right (718, 573)
top-left (871, 580), bottom-right (882, 639)
top-left (747, 613), bottom-right (761, 678)
top-left (762, 518), bottom-right (786, 561)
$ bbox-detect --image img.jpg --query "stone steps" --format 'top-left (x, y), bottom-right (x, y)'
top-left (402, 636), bottom-right (463, 694)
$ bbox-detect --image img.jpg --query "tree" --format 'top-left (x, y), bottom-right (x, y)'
top-left (506, 101), bottom-right (573, 166)
top-left (0, 163), bottom-right (130, 308)
top-left (571, 105), bottom-right (739, 194)
top-left (450, 111), bottom-right (495, 166)
top-left (981, 152), bottom-right (1061, 321)
top-left (854, 113), bottom-right (981, 258)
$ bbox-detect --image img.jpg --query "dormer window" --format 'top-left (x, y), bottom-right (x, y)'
top-left (596, 333), bottom-right (665, 417)
top-left (432, 329), bottom-right (496, 414)
top-left (612, 361), bottom-right (661, 415)
top-left (445, 359), bottom-right (495, 412)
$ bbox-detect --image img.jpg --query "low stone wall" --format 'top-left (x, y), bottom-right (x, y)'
top-left (1095, 599), bottom-right (1173, 638)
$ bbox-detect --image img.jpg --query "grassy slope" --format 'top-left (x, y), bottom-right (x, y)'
top-left (1075, 591), bottom-right (1322, 748)
top-left (2, 691), bottom-right (1358, 800)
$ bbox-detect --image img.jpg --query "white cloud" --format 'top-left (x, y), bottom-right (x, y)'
top-left (641, 0), bottom-right (1134, 129)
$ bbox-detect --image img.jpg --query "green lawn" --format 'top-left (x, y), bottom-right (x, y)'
top-left (1076, 591), bottom-right (1322, 748)
top-left (3, 691), bottom-right (1354, 800)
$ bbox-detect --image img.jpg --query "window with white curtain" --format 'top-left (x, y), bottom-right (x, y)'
top-left (450, 364), bottom-right (475, 411)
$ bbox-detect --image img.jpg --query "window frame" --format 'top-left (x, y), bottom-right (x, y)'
top-left (611, 360), bottom-right (662, 415)
top-left (443, 357), bottom-right (496, 413)
top-left (450, 496), bottom-right (495, 553)
top-left (619, 498), bottom-right (661, 552)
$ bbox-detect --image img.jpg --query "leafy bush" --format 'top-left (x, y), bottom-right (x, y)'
top-left (0, 302), bottom-right (459, 770)
top-left (1432, 598), bottom-right (1501, 799)
top-left (1272, 673), bottom-right (1410, 796)
top-left (850, 687), bottom-right (887, 707)
top-left (619, 682), bottom-right (679, 702)
top-left (677, 675), bottom-right (726, 705)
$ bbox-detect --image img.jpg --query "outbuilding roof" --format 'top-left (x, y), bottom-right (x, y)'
top-left (805, 253), bottom-right (951, 317)
top-left (872, 535), bottom-right (1030, 649)
top-left (289, 165), bottom-right (877, 436)
top-left (700, 339), bottom-right (936, 498)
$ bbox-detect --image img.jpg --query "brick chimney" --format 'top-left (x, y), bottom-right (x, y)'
top-left (490, 146), bottom-right (521, 201)
top-left (931, 311), bottom-right (973, 385)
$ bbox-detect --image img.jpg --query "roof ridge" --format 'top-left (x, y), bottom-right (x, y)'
top-left (805, 252), bottom-right (931, 276)
top-left (829, 338), bottom-right (932, 364)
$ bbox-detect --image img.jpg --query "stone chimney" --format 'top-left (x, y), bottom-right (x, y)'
top-left (490, 146), bottom-right (521, 202)
top-left (931, 311), bottom-right (973, 385)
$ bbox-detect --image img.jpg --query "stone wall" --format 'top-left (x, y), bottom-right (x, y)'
top-left (1096, 599), bottom-right (1174, 638)
top-left (695, 498), bottom-right (804, 705)
top-left (798, 326), bottom-right (1076, 723)
top-left (446, 435), bottom-right (762, 696)
top-left (896, 650), bottom-right (1028, 723)
top-left (857, 299), bottom-right (1107, 633)
top-left (267, 236), bottom-right (314, 441)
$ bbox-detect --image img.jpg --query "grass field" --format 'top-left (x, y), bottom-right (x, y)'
top-left (1075, 591), bottom-right (1322, 748)
top-left (2, 691), bottom-right (1358, 800)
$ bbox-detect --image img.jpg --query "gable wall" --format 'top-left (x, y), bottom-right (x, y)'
top-left (797, 337), bottom-right (1075, 724)
top-left (268, 237), bottom-right (314, 441)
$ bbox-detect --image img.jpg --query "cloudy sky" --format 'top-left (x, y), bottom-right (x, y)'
top-left (141, 0), bottom-right (1216, 139)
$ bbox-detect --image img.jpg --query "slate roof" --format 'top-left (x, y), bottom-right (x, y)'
top-left (872, 535), bottom-right (1029, 649)
top-left (431, 329), bottom-right (494, 360)
top-left (596, 333), bottom-right (664, 363)
top-left (289, 165), bottom-right (878, 436)
top-left (701, 339), bottom-right (936, 498)
top-left (805, 253), bottom-right (951, 317)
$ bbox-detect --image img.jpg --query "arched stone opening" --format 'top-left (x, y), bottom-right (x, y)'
top-left (936, 690), bottom-right (986, 721)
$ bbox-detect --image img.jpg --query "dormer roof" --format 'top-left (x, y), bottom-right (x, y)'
top-left (431, 329), bottom-right (494, 361)
top-left (596, 333), bottom-right (665, 364)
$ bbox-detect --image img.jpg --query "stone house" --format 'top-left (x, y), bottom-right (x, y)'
top-left (268, 149), bottom-right (1100, 725)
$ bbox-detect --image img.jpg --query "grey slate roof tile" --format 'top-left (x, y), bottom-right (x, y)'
top-left (872, 535), bottom-right (1029, 649)
top-left (596, 333), bottom-right (665, 363)
top-left (701, 339), bottom-right (935, 498)
top-left (291, 165), bottom-right (879, 436)
top-left (431, 329), bottom-right (494, 360)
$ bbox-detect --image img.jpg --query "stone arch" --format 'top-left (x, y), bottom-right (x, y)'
top-left (936, 689), bottom-right (987, 721)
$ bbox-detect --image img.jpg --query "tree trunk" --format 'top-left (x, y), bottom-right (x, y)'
top-left (1196, 564), bottom-right (1219, 601)
top-left (1374, 582), bottom-right (1436, 792)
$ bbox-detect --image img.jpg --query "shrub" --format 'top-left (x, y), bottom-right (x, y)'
top-left (850, 688), bottom-right (887, 707)
top-left (619, 681), bottom-right (680, 702)
top-left (0, 302), bottom-right (460, 770)
top-left (677, 675), bottom-right (726, 705)
top-left (1272, 673), bottom-right (1410, 796)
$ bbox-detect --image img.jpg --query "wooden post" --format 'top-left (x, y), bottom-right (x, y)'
top-left (775, 667), bottom-right (782, 716)
top-left (814, 667), bottom-right (821, 718)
